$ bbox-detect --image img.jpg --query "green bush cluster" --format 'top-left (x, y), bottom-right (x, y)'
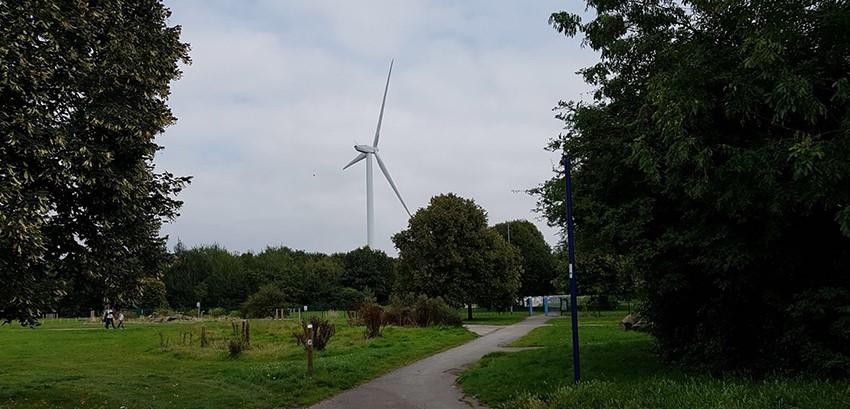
top-left (207, 307), bottom-right (227, 318)
top-left (240, 285), bottom-right (287, 318)
top-left (384, 295), bottom-right (462, 327)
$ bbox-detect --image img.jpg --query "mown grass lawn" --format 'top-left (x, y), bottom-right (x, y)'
top-left (0, 317), bottom-right (474, 409)
top-left (459, 311), bottom-right (850, 409)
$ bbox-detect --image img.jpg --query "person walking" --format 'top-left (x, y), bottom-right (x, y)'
top-left (116, 311), bottom-right (125, 329)
top-left (103, 305), bottom-right (115, 329)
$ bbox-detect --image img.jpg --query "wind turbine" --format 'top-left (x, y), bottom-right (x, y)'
top-left (343, 60), bottom-right (411, 249)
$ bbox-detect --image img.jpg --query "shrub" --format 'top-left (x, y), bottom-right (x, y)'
top-left (334, 287), bottom-right (366, 311)
top-left (383, 294), bottom-right (414, 326)
top-left (384, 295), bottom-right (461, 327)
top-left (227, 339), bottom-right (242, 358)
top-left (241, 285), bottom-right (286, 318)
top-left (229, 320), bottom-right (251, 349)
top-left (200, 326), bottom-right (209, 347)
top-left (208, 307), bottom-right (227, 318)
top-left (158, 332), bottom-right (169, 348)
top-left (412, 295), bottom-right (461, 327)
top-left (346, 309), bottom-right (362, 326)
top-left (293, 317), bottom-right (336, 351)
top-left (360, 302), bottom-right (384, 338)
top-left (383, 303), bottom-right (414, 326)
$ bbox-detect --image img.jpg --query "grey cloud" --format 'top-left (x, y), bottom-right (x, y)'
top-left (157, 1), bottom-right (597, 255)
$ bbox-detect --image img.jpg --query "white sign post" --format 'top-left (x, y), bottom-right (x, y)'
top-left (306, 323), bottom-right (314, 376)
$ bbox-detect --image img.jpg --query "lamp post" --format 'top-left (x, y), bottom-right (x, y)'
top-left (563, 153), bottom-right (581, 383)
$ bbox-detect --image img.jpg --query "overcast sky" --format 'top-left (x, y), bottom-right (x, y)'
top-left (156, 1), bottom-right (598, 255)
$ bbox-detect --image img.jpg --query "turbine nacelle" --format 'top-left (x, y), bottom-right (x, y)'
top-left (354, 144), bottom-right (377, 154)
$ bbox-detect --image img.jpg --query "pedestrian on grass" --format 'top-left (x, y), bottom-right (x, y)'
top-left (103, 305), bottom-right (115, 329)
top-left (116, 310), bottom-right (125, 329)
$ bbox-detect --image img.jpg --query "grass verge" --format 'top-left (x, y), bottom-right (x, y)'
top-left (458, 311), bottom-right (850, 409)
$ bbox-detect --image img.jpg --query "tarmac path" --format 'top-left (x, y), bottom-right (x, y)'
top-left (309, 314), bottom-right (550, 409)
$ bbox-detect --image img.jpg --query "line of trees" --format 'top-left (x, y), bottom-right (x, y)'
top-left (129, 194), bottom-right (572, 321)
top-left (29, 192), bottom-right (583, 321)
top-left (159, 245), bottom-right (396, 315)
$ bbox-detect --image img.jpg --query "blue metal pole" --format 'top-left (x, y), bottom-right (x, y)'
top-left (563, 153), bottom-right (581, 383)
top-left (544, 296), bottom-right (549, 316)
top-left (527, 297), bottom-right (532, 316)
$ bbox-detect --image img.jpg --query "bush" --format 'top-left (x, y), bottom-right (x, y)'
top-left (334, 287), bottom-right (366, 311)
top-left (360, 302), bottom-right (384, 338)
top-left (227, 339), bottom-right (243, 358)
top-left (412, 295), bottom-right (461, 327)
top-left (346, 310), bottom-right (362, 326)
top-left (293, 317), bottom-right (336, 351)
top-left (383, 294), bottom-right (415, 326)
top-left (208, 307), bottom-right (227, 318)
top-left (384, 294), bottom-right (461, 327)
top-left (241, 285), bottom-right (286, 318)
top-left (200, 326), bottom-right (209, 348)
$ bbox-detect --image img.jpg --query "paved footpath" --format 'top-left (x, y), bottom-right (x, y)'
top-left (309, 314), bottom-right (550, 409)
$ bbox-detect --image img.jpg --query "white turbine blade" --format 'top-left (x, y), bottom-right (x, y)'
top-left (373, 59), bottom-right (393, 147)
top-left (343, 153), bottom-right (367, 170)
top-left (374, 152), bottom-right (411, 216)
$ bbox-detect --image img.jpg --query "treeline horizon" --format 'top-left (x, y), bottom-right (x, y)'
top-left (163, 242), bottom-right (396, 313)
top-left (56, 217), bottom-right (618, 318)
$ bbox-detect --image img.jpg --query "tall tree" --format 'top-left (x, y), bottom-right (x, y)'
top-left (164, 245), bottom-right (249, 310)
top-left (242, 246), bottom-right (345, 309)
top-left (492, 220), bottom-right (556, 296)
top-left (339, 247), bottom-right (396, 303)
top-left (0, 0), bottom-right (191, 325)
top-left (393, 194), bottom-right (521, 319)
top-left (536, 1), bottom-right (850, 374)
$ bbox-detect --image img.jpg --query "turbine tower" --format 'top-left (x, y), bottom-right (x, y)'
top-left (343, 60), bottom-right (411, 248)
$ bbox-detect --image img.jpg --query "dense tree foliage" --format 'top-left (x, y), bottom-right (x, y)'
top-left (241, 246), bottom-right (343, 309)
top-left (339, 247), bottom-right (396, 303)
top-left (492, 220), bottom-right (556, 296)
top-left (552, 246), bottom-right (637, 309)
top-left (162, 245), bottom-right (389, 312)
top-left (136, 277), bottom-right (168, 311)
top-left (393, 194), bottom-right (522, 319)
top-left (164, 245), bottom-right (250, 310)
top-left (241, 284), bottom-right (287, 319)
top-left (0, 0), bottom-right (191, 325)
top-left (536, 0), bottom-right (850, 375)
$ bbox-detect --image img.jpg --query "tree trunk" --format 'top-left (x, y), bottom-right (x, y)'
top-left (467, 304), bottom-right (473, 321)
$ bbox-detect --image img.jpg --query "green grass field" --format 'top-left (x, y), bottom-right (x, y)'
top-left (461, 309), bottom-right (529, 325)
top-left (459, 311), bottom-right (850, 409)
top-left (0, 317), bottom-right (474, 409)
